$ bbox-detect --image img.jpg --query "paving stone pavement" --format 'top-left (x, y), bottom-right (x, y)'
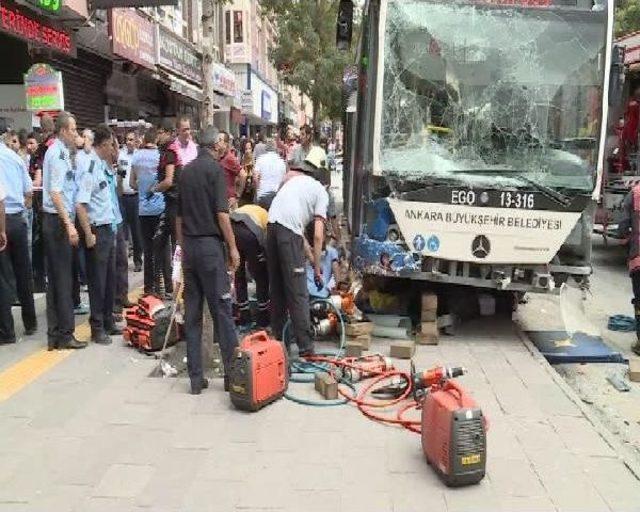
top-left (0, 309), bottom-right (639, 512)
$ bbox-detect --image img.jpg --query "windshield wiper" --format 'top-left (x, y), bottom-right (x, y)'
top-left (510, 174), bottom-right (571, 207)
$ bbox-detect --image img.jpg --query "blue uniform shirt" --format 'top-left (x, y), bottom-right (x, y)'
top-left (307, 245), bottom-right (339, 298)
top-left (42, 138), bottom-right (77, 218)
top-left (0, 142), bottom-right (32, 214)
top-left (76, 156), bottom-right (116, 228)
top-left (133, 148), bottom-right (164, 217)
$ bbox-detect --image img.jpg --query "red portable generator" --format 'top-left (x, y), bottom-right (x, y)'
top-left (421, 379), bottom-right (487, 487)
top-left (123, 295), bottom-right (176, 352)
top-left (228, 331), bottom-right (288, 412)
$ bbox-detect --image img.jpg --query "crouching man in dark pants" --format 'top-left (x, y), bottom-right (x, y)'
top-left (231, 204), bottom-right (270, 329)
top-left (267, 148), bottom-right (329, 357)
top-left (177, 126), bottom-right (240, 395)
top-left (76, 125), bottom-right (122, 345)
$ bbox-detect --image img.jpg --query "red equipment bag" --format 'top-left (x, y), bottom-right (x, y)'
top-left (421, 379), bottom-right (487, 487)
top-left (228, 331), bottom-right (288, 412)
top-left (123, 295), bottom-right (177, 352)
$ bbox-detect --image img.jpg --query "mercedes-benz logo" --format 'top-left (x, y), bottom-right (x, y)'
top-left (471, 235), bottom-right (491, 259)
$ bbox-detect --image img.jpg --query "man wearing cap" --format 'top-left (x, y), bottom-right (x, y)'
top-left (176, 126), bottom-right (240, 395)
top-left (267, 147), bottom-right (329, 357)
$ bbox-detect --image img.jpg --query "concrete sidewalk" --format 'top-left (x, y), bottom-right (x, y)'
top-left (0, 313), bottom-right (639, 511)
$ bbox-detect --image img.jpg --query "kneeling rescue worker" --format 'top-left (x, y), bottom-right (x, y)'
top-left (177, 126), bottom-right (240, 395)
top-left (267, 147), bottom-right (329, 357)
top-left (620, 183), bottom-right (640, 356)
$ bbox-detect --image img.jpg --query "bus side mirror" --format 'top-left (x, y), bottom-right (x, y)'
top-left (337, 0), bottom-right (354, 52)
top-left (609, 45), bottom-right (625, 108)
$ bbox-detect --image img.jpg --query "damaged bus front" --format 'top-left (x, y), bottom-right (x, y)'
top-left (342, 0), bottom-right (614, 293)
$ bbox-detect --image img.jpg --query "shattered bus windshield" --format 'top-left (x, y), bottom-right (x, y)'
top-left (379, 0), bottom-right (607, 193)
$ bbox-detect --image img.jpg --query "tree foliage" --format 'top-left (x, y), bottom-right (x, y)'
top-left (616, 0), bottom-right (640, 38)
top-left (260, 0), bottom-right (354, 124)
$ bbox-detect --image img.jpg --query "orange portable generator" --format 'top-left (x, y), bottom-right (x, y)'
top-left (421, 379), bottom-right (487, 487)
top-left (228, 331), bottom-right (288, 412)
top-left (123, 295), bottom-right (177, 352)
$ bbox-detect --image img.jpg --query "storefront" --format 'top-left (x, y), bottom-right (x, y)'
top-left (211, 62), bottom-right (236, 132)
top-left (156, 25), bottom-right (204, 127)
top-left (231, 64), bottom-right (278, 137)
top-left (0, 0), bottom-right (79, 129)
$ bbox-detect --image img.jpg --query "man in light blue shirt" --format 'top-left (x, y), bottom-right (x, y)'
top-left (0, 139), bottom-right (36, 344)
top-left (76, 125), bottom-right (122, 345)
top-left (42, 111), bottom-right (86, 350)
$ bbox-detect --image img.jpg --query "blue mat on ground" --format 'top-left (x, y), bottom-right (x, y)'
top-left (525, 330), bottom-right (627, 364)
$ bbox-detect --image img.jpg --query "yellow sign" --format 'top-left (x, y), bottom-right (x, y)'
top-left (461, 454), bottom-right (481, 465)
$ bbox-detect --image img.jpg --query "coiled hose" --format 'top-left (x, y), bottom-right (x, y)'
top-left (608, 315), bottom-right (637, 332)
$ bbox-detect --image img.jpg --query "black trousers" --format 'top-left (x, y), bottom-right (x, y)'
top-left (72, 245), bottom-right (86, 308)
top-left (183, 235), bottom-right (238, 383)
top-left (85, 225), bottom-right (116, 336)
top-left (233, 221), bottom-right (269, 327)
top-left (631, 270), bottom-right (640, 339)
top-left (31, 192), bottom-right (46, 292)
top-left (140, 215), bottom-right (169, 295)
top-left (120, 194), bottom-right (142, 266)
top-left (43, 213), bottom-right (75, 345)
top-left (152, 204), bottom-right (176, 294)
top-left (114, 223), bottom-right (129, 308)
top-left (0, 214), bottom-right (37, 341)
top-left (266, 222), bottom-right (312, 351)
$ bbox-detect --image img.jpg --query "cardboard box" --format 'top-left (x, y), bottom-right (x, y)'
top-left (346, 341), bottom-right (364, 357)
top-left (629, 359), bottom-right (640, 383)
top-left (390, 341), bottom-right (416, 359)
top-left (421, 292), bottom-right (438, 312)
top-left (345, 322), bottom-right (374, 337)
top-left (348, 334), bottom-right (370, 350)
top-left (417, 321), bottom-right (439, 345)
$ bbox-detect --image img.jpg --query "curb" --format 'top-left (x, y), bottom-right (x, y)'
top-left (515, 324), bottom-right (640, 481)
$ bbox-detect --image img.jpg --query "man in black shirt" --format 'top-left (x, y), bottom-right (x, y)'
top-left (177, 126), bottom-right (240, 395)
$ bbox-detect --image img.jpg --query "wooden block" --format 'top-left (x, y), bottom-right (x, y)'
top-left (417, 321), bottom-right (439, 345)
top-left (421, 292), bottom-right (438, 312)
top-left (420, 309), bottom-right (437, 322)
top-left (629, 359), bottom-right (640, 383)
top-left (314, 372), bottom-right (338, 400)
top-left (349, 334), bottom-right (370, 350)
top-left (390, 341), bottom-right (416, 359)
top-left (345, 322), bottom-right (374, 337)
top-left (346, 341), bottom-right (364, 357)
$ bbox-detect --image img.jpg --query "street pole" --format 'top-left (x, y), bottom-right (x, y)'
top-left (200, 0), bottom-right (217, 128)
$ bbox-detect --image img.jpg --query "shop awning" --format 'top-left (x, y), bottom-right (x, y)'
top-left (154, 71), bottom-right (204, 103)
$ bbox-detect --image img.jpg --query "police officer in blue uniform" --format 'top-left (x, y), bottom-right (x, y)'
top-left (42, 112), bottom-right (86, 350)
top-left (0, 137), bottom-right (36, 344)
top-left (76, 125), bottom-right (123, 345)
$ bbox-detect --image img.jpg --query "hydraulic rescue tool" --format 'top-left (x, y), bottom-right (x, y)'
top-left (411, 362), bottom-right (487, 486)
top-left (123, 295), bottom-right (176, 352)
top-left (228, 331), bottom-right (288, 412)
top-left (309, 292), bottom-right (355, 337)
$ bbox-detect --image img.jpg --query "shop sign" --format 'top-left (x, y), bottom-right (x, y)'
top-left (109, 9), bottom-right (156, 69)
top-left (93, 0), bottom-right (177, 8)
top-left (158, 26), bottom-right (203, 84)
top-left (0, 0), bottom-right (74, 56)
top-left (24, 63), bottom-right (64, 111)
top-left (241, 90), bottom-right (253, 113)
top-left (261, 90), bottom-right (271, 121)
top-left (211, 62), bottom-right (236, 97)
top-left (27, 0), bottom-right (62, 15)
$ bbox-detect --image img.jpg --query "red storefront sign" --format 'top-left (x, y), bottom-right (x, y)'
top-left (0, 0), bottom-right (74, 56)
top-left (109, 8), bottom-right (156, 69)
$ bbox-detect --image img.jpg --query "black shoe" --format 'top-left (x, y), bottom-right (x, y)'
top-left (190, 378), bottom-right (209, 395)
top-left (134, 264), bottom-right (142, 273)
top-left (24, 325), bottom-right (37, 336)
top-left (0, 338), bottom-right (16, 345)
top-left (47, 339), bottom-right (58, 351)
top-left (92, 333), bottom-right (112, 345)
top-left (59, 337), bottom-right (87, 350)
top-left (107, 326), bottom-right (122, 336)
